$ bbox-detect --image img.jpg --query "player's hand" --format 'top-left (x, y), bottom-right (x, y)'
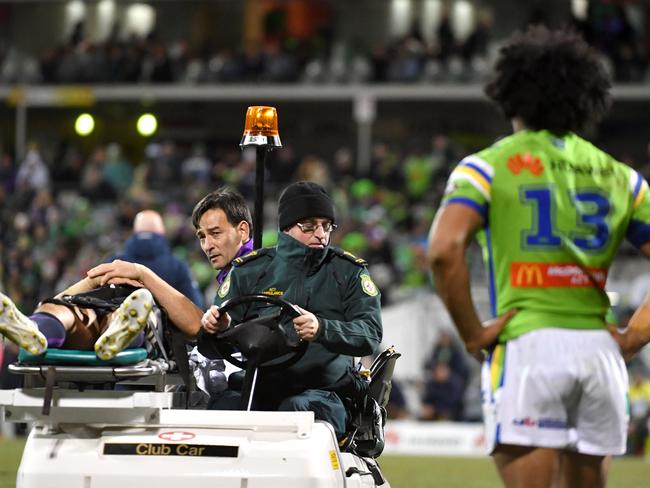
top-left (608, 324), bottom-right (650, 361)
top-left (293, 305), bottom-right (320, 342)
top-left (609, 296), bottom-right (650, 360)
top-left (467, 309), bottom-right (518, 357)
top-left (87, 260), bottom-right (145, 288)
top-left (201, 305), bottom-right (231, 334)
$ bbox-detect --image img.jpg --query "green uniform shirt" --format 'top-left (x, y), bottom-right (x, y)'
top-left (214, 232), bottom-right (383, 399)
top-left (442, 130), bottom-right (650, 341)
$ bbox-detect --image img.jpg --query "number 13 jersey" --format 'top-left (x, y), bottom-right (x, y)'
top-left (442, 130), bottom-right (650, 340)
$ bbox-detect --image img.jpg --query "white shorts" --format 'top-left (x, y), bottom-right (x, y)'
top-left (481, 328), bottom-right (628, 456)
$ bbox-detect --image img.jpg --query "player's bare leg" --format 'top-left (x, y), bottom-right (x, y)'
top-left (493, 444), bottom-right (560, 488)
top-left (38, 302), bottom-right (102, 350)
top-left (555, 452), bottom-right (608, 488)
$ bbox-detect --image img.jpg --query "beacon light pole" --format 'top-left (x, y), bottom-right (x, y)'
top-left (240, 106), bottom-right (282, 250)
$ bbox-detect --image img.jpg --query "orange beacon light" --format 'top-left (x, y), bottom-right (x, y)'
top-left (240, 106), bottom-right (282, 148)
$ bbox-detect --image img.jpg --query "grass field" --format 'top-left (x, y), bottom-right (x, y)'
top-left (1, 437), bottom-right (648, 487)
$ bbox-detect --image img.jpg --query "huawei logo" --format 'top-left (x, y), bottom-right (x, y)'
top-left (507, 153), bottom-right (544, 176)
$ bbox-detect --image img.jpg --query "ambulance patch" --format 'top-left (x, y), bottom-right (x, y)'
top-left (262, 287), bottom-right (284, 296)
top-left (360, 274), bottom-right (378, 296)
top-left (218, 273), bottom-right (231, 298)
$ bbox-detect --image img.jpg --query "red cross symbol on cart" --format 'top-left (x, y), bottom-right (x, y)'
top-left (158, 431), bottom-right (196, 441)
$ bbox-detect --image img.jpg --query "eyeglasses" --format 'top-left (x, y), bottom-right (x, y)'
top-left (295, 221), bottom-right (338, 233)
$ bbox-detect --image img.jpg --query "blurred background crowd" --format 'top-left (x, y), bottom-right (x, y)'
top-left (1, 0), bottom-right (650, 456)
top-left (1, 0), bottom-right (649, 84)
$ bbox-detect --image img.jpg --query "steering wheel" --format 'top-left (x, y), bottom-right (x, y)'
top-left (198, 294), bottom-right (308, 371)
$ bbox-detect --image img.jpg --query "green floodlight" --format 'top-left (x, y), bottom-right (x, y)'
top-left (137, 113), bottom-right (158, 136)
top-left (75, 113), bottom-right (95, 136)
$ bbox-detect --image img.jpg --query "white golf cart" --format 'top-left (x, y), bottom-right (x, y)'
top-left (0, 292), bottom-right (399, 488)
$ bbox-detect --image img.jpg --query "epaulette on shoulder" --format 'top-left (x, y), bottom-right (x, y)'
top-left (332, 247), bottom-right (367, 267)
top-left (232, 247), bottom-right (274, 267)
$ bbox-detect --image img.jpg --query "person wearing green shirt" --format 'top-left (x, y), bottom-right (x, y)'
top-left (427, 26), bottom-right (650, 488)
top-left (201, 181), bottom-right (383, 437)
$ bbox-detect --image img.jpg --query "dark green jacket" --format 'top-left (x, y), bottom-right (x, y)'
top-left (214, 232), bottom-right (383, 400)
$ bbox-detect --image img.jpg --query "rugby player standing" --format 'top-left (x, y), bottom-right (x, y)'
top-left (428, 26), bottom-right (650, 488)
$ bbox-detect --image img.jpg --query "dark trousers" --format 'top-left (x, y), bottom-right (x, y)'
top-left (208, 388), bottom-right (348, 437)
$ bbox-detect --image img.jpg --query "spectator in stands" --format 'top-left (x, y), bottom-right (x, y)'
top-left (0, 152), bottom-right (15, 194)
top-left (15, 145), bottom-right (49, 192)
top-left (429, 133), bottom-right (457, 181)
top-left (295, 155), bottom-right (330, 187)
top-left (386, 379), bottom-right (410, 420)
top-left (80, 146), bottom-right (116, 203)
top-left (581, 1), bottom-right (645, 82)
top-left (267, 144), bottom-right (299, 189)
top-left (436, 7), bottom-right (456, 66)
top-left (181, 143), bottom-right (212, 183)
top-left (330, 147), bottom-right (356, 184)
top-left (368, 143), bottom-right (402, 190)
top-left (145, 141), bottom-right (181, 191)
top-left (420, 362), bottom-right (465, 421)
top-left (425, 331), bottom-right (469, 394)
top-left (461, 10), bottom-right (493, 65)
top-left (404, 149), bottom-right (435, 201)
top-left (52, 143), bottom-right (84, 191)
top-left (102, 143), bottom-right (133, 196)
top-left (110, 209), bottom-right (203, 308)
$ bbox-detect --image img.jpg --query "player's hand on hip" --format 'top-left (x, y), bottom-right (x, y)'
top-left (468, 309), bottom-right (518, 358)
top-left (201, 305), bottom-right (231, 334)
top-left (609, 295), bottom-right (650, 360)
top-left (608, 323), bottom-right (650, 361)
top-left (293, 305), bottom-right (320, 342)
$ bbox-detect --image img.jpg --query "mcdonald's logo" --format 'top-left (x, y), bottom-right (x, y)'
top-left (510, 262), bottom-right (608, 288)
top-left (512, 263), bottom-right (543, 287)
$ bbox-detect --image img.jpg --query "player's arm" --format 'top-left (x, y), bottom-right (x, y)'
top-left (54, 269), bottom-right (143, 297)
top-left (609, 240), bottom-right (650, 359)
top-left (612, 172), bottom-right (650, 358)
top-left (87, 260), bottom-right (203, 337)
top-left (55, 277), bottom-right (100, 297)
top-left (427, 204), bottom-right (516, 355)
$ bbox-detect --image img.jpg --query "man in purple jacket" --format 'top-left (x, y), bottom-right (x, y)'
top-left (88, 187), bottom-right (254, 338)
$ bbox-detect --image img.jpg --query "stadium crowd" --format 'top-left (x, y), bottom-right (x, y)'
top-left (1, 1), bottom-right (649, 85)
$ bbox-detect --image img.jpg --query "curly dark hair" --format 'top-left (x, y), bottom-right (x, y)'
top-left (484, 25), bottom-right (611, 134)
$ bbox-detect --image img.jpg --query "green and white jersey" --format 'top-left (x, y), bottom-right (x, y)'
top-left (442, 130), bottom-right (650, 341)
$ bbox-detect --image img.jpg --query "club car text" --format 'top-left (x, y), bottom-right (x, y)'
top-left (103, 443), bottom-right (239, 457)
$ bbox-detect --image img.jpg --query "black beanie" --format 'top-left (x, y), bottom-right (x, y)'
top-left (278, 181), bottom-right (336, 230)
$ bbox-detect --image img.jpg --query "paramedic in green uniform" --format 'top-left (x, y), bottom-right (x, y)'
top-left (201, 181), bottom-right (383, 437)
